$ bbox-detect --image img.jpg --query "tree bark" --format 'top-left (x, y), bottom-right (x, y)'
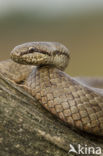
top-left (0, 72), bottom-right (103, 156)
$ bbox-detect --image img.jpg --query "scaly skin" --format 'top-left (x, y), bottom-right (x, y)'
top-left (3, 42), bottom-right (103, 136)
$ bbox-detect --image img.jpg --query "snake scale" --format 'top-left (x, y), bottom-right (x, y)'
top-left (1, 42), bottom-right (103, 136)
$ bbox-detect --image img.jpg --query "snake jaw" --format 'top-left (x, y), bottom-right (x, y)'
top-left (11, 50), bottom-right (49, 66)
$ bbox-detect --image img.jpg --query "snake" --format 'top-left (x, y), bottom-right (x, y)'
top-left (1, 41), bottom-right (103, 136)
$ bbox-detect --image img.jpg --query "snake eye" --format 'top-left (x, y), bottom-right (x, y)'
top-left (28, 47), bottom-right (35, 53)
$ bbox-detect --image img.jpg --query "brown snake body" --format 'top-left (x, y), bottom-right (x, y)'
top-left (1, 42), bottom-right (103, 136)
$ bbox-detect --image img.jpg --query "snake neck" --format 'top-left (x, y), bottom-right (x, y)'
top-left (25, 66), bottom-right (102, 95)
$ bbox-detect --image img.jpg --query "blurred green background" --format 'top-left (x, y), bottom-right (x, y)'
top-left (0, 0), bottom-right (103, 76)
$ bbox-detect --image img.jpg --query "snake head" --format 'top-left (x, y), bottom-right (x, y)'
top-left (10, 42), bottom-right (70, 70)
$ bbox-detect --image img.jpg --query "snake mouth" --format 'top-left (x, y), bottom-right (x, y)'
top-left (19, 47), bottom-right (51, 57)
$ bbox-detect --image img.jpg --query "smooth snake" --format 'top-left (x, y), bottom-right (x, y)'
top-left (0, 41), bottom-right (103, 136)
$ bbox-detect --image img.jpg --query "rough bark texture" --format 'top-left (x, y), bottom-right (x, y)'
top-left (0, 72), bottom-right (103, 156)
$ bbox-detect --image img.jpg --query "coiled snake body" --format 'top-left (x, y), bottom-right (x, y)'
top-left (1, 42), bottom-right (103, 136)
